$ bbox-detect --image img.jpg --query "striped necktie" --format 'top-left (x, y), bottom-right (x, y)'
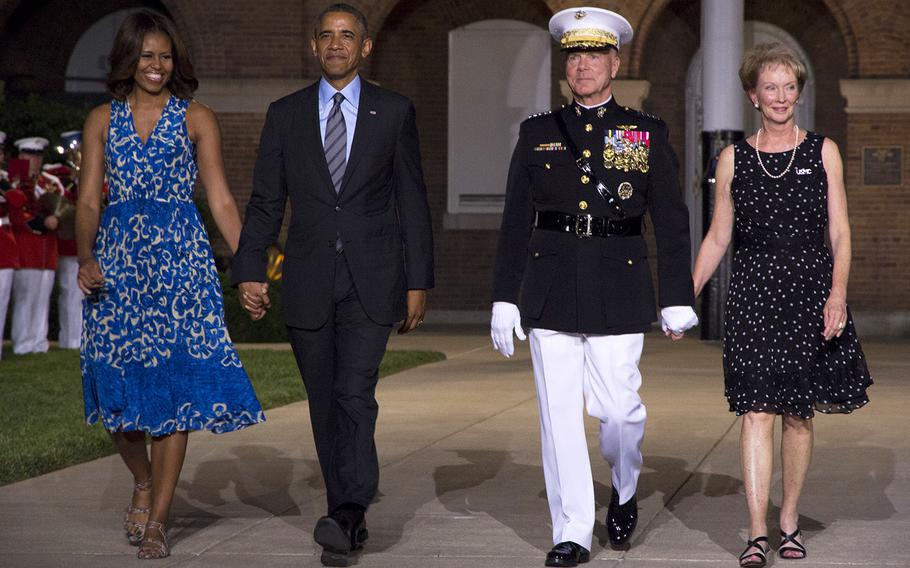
top-left (324, 92), bottom-right (347, 193)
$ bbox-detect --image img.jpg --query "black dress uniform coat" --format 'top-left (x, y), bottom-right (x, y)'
top-left (492, 97), bottom-right (693, 335)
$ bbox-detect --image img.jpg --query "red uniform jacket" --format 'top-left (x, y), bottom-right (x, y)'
top-left (4, 187), bottom-right (58, 270)
top-left (0, 190), bottom-right (20, 270)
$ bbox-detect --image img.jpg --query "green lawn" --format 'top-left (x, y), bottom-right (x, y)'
top-left (0, 347), bottom-right (444, 486)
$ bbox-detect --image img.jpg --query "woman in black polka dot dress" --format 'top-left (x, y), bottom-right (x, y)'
top-left (692, 43), bottom-right (871, 568)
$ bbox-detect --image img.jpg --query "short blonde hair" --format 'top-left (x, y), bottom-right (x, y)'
top-left (739, 42), bottom-right (807, 94)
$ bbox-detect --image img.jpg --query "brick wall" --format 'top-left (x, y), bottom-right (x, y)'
top-left (844, 113), bottom-right (910, 309)
top-left (370, 0), bottom-right (555, 310)
top-left (840, 0), bottom-right (910, 76)
top-left (633, 0), bottom-right (696, 281)
top-left (166, 0), bottom-right (308, 79)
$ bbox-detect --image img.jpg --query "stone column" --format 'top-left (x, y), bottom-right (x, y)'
top-left (700, 0), bottom-right (744, 340)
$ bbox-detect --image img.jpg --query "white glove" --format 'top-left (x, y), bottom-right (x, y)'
top-left (490, 301), bottom-right (527, 358)
top-left (660, 306), bottom-right (699, 335)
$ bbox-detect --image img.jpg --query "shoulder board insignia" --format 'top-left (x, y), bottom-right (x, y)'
top-left (623, 106), bottom-right (665, 124)
top-left (526, 108), bottom-right (556, 120)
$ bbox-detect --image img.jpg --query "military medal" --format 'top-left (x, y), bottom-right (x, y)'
top-left (603, 130), bottom-right (621, 169)
top-left (618, 182), bottom-right (634, 199)
top-left (604, 129), bottom-right (650, 172)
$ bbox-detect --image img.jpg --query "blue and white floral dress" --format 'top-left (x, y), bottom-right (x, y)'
top-left (81, 95), bottom-right (265, 435)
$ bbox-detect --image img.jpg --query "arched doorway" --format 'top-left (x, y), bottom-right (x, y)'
top-left (65, 8), bottom-right (164, 93)
top-left (447, 19), bottom-right (551, 217)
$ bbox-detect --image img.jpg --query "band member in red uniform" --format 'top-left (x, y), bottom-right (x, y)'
top-left (0, 129), bottom-right (19, 360)
top-left (7, 137), bottom-right (62, 354)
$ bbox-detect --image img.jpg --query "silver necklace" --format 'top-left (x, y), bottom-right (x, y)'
top-left (755, 124), bottom-right (799, 179)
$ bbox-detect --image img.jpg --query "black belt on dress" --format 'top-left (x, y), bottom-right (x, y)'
top-left (535, 211), bottom-right (642, 238)
top-left (738, 229), bottom-right (825, 250)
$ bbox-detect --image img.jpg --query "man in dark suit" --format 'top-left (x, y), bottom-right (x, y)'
top-left (232, 3), bottom-right (434, 565)
top-left (491, 7), bottom-right (697, 566)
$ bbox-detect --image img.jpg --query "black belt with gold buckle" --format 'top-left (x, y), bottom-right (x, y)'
top-left (535, 211), bottom-right (642, 238)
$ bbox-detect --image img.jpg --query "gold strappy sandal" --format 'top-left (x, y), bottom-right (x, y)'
top-left (137, 520), bottom-right (169, 559)
top-left (123, 478), bottom-right (152, 546)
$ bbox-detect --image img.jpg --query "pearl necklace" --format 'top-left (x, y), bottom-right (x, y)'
top-left (755, 124), bottom-right (799, 179)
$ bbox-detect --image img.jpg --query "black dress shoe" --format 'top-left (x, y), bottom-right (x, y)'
top-left (606, 488), bottom-right (637, 550)
top-left (314, 510), bottom-right (367, 567)
top-left (545, 541), bottom-right (590, 567)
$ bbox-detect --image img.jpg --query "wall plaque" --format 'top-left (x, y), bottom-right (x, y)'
top-left (863, 146), bottom-right (902, 186)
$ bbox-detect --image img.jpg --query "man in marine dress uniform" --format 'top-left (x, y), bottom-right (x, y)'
top-left (491, 8), bottom-right (699, 566)
top-left (7, 136), bottom-right (62, 354)
top-left (0, 130), bottom-right (18, 360)
top-left (50, 130), bottom-right (82, 349)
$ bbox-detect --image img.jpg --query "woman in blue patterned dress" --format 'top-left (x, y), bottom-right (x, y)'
top-left (75, 11), bottom-right (264, 559)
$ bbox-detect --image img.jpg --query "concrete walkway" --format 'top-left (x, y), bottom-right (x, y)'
top-left (1, 326), bottom-right (907, 567)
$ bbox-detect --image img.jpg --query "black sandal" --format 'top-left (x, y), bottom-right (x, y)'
top-left (778, 527), bottom-right (807, 559)
top-left (739, 536), bottom-right (770, 567)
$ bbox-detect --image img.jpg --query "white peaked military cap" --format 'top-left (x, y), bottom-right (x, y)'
top-left (59, 130), bottom-right (82, 150)
top-left (14, 136), bottom-right (50, 153)
top-left (549, 7), bottom-right (634, 51)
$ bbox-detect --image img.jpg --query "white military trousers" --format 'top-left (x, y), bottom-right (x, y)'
top-left (529, 328), bottom-right (646, 549)
top-left (56, 256), bottom-right (83, 349)
top-left (11, 268), bottom-right (55, 354)
top-left (0, 268), bottom-right (13, 360)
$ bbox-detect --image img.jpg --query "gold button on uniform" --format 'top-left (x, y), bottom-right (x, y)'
top-left (627, 259), bottom-right (634, 265)
top-left (545, 163), bottom-right (551, 169)
top-left (578, 200), bottom-right (588, 210)
top-left (533, 252), bottom-right (540, 258)
top-left (582, 149), bottom-right (591, 158)
top-left (580, 175), bottom-right (590, 184)
top-left (585, 123), bottom-right (593, 132)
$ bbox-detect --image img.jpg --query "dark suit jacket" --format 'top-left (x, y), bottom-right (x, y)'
top-left (492, 98), bottom-right (694, 335)
top-left (232, 78), bottom-right (435, 328)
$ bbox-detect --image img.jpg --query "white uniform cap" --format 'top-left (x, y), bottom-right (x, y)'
top-left (14, 137), bottom-right (50, 153)
top-left (549, 7), bottom-right (634, 51)
top-left (0, 131), bottom-right (6, 145)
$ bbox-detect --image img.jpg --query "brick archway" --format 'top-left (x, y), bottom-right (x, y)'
top-left (632, 0), bottom-right (861, 79)
top-left (0, 0), bottom-right (170, 95)
top-left (636, 0), bottom-right (853, 148)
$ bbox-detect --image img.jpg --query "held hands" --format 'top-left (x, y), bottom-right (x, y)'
top-left (76, 257), bottom-right (105, 295)
top-left (238, 281), bottom-right (271, 321)
top-left (491, 301), bottom-right (526, 358)
top-left (822, 293), bottom-right (848, 341)
top-left (660, 306), bottom-right (699, 341)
